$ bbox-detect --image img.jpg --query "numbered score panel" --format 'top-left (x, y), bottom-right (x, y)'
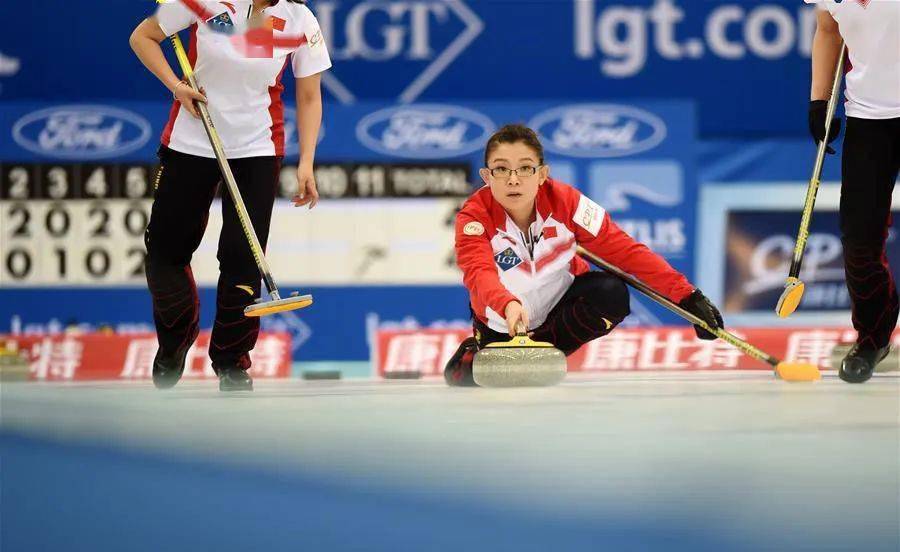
top-left (1, 161), bottom-right (471, 287)
top-left (0, 163), bottom-right (154, 286)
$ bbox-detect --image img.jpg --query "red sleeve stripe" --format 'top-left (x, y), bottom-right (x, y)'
top-left (271, 35), bottom-right (308, 49)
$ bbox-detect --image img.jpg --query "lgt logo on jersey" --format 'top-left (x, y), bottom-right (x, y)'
top-left (494, 247), bottom-right (523, 271)
top-left (12, 105), bottom-right (152, 160)
top-left (207, 11), bottom-right (236, 33)
top-left (313, 0), bottom-right (483, 102)
top-left (530, 104), bottom-right (667, 158)
top-left (356, 104), bottom-right (495, 159)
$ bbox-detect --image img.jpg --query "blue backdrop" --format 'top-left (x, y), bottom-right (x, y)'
top-left (1, 0), bottom-right (853, 361)
top-left (0, 0), bottom-right (820, 138)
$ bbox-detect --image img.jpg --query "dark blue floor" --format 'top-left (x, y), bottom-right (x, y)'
top-left (0, 432), bottom-right (749, 551)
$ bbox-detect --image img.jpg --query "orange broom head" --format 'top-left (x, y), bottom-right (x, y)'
top-left (776, 278), bottom-right (805, 318)
top-left (775, 361), bottom-right (821, 382)
top-left (244, 294), bottom-right (313, 317)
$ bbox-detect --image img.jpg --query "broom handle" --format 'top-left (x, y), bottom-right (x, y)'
top-left (788, 42), bottom-right (846, 279)
top-left (576, 246), bottom-right (779, 368)
top-left (169, 33), bottom-right (281, 300)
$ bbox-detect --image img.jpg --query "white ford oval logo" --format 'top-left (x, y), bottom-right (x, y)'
top-left (529, 104), bottom-right (666, 158)
top-left (12, 105), bottom-right (153, 159)
top-left (356, 104), bottom-right (495, 159)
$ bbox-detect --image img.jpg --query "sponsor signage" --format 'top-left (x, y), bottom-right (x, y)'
top-left (0, 286), bottom-right (473, 362)
top-left (697, 183), bottom-right (900, 325)
top-left (530, 104), bottom-right (667, 159)
top-left (374, 327), bottom-right (900, 377)
top-left (6, 1), bottom-right (816, 136)
top-left (0, 331), bottom-right (292, 381)
top-left (12, 106), bottom-right (152, 160)
top-left (355, 104), bottom-right (495, 159)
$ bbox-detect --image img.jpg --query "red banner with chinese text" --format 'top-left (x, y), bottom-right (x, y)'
top-left (0, 332), bottom-right (291, 381)
top-left (374, 327), bottom-right (900, 378)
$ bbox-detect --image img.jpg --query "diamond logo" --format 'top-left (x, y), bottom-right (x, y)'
top-left (314, 0), bottom-right (483, 103)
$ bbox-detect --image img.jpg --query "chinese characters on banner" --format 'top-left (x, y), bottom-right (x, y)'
top-left (1, 332), bottom-right (291, 381)
top-left (375, 328), bottom-right (897, 377)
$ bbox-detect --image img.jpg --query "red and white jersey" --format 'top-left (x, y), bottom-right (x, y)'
top-left (156, 0), bottom-right (332, 158)
top-left (455, 179), bottom-right (695, 333)
top-left (818, 1), bottom-right (900, 119)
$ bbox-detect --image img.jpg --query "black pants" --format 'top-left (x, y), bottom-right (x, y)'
top-left (144, 146), bottom-right (281, 371)
top-left (840, 117), bottom-right (900, 349)
top-left (474, 271), bottom-right (631, 355)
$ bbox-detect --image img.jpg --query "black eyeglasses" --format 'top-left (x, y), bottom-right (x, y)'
top-left (488, 165), bottom-right (541, 179)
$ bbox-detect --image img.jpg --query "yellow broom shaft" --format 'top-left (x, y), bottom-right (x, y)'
top-left (576, 246), bottom-right (779, 368)
top-left (168, 34), bottom-right (281, 300)
top-left (788, 43), bottom-right (846, 276)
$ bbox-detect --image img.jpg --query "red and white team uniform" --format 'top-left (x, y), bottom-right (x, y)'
top-left (156, 0), bottom-right (332, 158)
top-left (455, 179), bottom-right (695, 334)
top-left (817, 0), bottom-right (900, 119)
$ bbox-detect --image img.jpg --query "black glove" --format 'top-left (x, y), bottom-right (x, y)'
top-left (679, 289), bottom-right (724, 341)
top-left (808, 99), bottom-right (841, 155)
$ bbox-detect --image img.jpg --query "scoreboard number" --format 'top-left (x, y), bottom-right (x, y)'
top-left (276, 162), bottom-right (471, 199)
top-left (0, 163), bottom-right (154, 286)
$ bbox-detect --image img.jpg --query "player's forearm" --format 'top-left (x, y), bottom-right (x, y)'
top-left (811, 18), bottom-right (843, 100)
top-left (465, 269), bottom-right (517, 316)
top-left (296, 77), bottom-right (323, 165)
top-left (457, 248), bottom-right (518, 316)
top-left (130, 20), bottom-right (182, 93)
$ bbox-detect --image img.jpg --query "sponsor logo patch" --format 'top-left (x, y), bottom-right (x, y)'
top-left (463, 221), bottom-right (484, 236)
top-left (207, 11), bottom-right (236, 33)
top-left (573, 195), bottom-right (605, 236)
top-left (308, 29), bottom-right (323, 48)
top-left (494, 247), bottom-right (523, 271)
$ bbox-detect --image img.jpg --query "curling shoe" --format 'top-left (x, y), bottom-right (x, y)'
top-left (152, 347), bottom-right (190, 390)
top-left (218, 367), bottom-right (254, 392)
top-left (839, 343), bottom-right (889, 384)
top-left (443, 337), bottom-right (478, 387)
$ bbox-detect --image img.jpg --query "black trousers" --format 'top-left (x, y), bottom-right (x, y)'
top-left (144, 146), bottom-right (281, 371)
top-left (473, 271), bottom-right (631, 355)
top-left (840, 117), bottom-right (900, 349)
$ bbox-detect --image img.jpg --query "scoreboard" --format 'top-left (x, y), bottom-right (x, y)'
top-left (0, 163), bottom-right (155, 286)
top-left (1, 161), bottom-right (471, 287)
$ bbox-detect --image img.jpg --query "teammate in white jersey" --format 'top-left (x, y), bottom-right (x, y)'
top-left (129, 0), bottom-right (331, 391)
top-left (811, 1), bottom-right (900, 383)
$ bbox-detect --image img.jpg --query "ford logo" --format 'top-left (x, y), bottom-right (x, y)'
top-left (12, 105), bottom-right (153, 160)
top-left (356, 104), bottom-right (495, 159)
top-left (529, 104), bottom-right (666, 158)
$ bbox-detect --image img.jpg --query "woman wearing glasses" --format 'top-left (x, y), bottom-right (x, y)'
top-left (445, 124), bottom-right (724, 386)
